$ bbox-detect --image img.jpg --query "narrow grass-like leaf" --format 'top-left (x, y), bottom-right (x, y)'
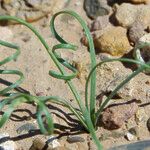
top-left (0, 40), bottom-right (20, 66)
top-left (0, 96), bottom-right (27, 127)
top-left (39, 96), bottom-right (88, 130)
top-left (50, 10), bottom-right (97, 123)
top-left (36, 102), bottom-right (54, 134)
top-left (0, 40), bottom-right (24, 95)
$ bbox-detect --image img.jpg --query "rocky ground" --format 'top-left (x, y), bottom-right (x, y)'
top-left (0, 0), bottom-right (150, 150)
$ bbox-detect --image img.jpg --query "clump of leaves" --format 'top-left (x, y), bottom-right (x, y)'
top-left (0, 10), bottom-right (150, 150)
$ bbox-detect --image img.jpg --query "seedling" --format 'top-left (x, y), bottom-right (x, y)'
top-left (0, 10), bottom-right (150, 150)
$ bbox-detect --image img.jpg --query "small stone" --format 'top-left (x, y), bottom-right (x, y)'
top-left (47, 136), bottom-right (61, 149)
top-left (125, 132), bottom-right (135, 141)
top-left (67, 136), bottom-right (85, 143)
top-left (101, 102), bottom-right (138, 129)
top-left (16, 123), bottom-right (37, 134)
top-left (114, 3), bottom-right (138, 28)
top-left (147, 118), bottom-right (150, 132)
top-left (30, 138), bottom-right (45, 150)
top-left (128, 126), bottom-right (140, 137)
top-left (114, 4), bottom-right (150, 29)
top-left (84, 0), bottom-right (110, 19)
top-left (128, 21), bottom-right (146, 43)
top-left (135, 108), bottom-right (148, 124)
top-left (30, 136), bottom-right (61, 150)
top-left (0, 133), bottom-right (17, 150)
top-left (90, 15), bottom-right (110, 31)
top-left (94, 26), bottom-right (132, 56)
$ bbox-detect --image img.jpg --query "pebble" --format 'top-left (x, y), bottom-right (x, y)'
top-left (90, 15), bottom-right (110, 31)
top-left (47, 136), bottom-right (61, 149)
top-left (0, 133), bottom-right (17, 150)
top-left (30, 138), bottom-right (45, 150)
top-left (135, 108), bottom-right (148, 124)
top-left (114, 4), bottom-right (150, 29)
top-left (94, 26), bottom-right (132, 56)
top-left (128, 21), bottom-right (146, 43)
top-left (125, 132), bottom-right (135, 141)
top-left (128, 126), bottom-right (140, 137)
top-left (30, 136), bottom-right (61, 150)
top-left (114, 3), bottom-right (138, 28)
top-left (84, 0), bottom-right (110, 19)
top-left (67, 136), bottom-right (85, 143)
top-left (16, 123), bottom-right (37, 134)
top-left (101, 102), bottom-right (138, 129)
top-left (147, 118), bottom-right (150, 132)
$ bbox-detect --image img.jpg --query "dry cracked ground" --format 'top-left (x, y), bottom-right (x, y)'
top-left (0, 0), bottom-right (150, 150)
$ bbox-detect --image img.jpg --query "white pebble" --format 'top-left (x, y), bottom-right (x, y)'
top-left (126, 132), bottom-right (135, 141)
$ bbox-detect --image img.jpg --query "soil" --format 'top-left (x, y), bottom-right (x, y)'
top-left (0, 0), bottom-right (150, 150)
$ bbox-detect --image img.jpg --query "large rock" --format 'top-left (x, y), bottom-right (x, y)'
top-left (94, 26), bottom-right (132, 56)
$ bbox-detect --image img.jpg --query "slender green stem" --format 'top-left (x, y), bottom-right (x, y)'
top-left (50, 10), bottom-right (97, 124)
